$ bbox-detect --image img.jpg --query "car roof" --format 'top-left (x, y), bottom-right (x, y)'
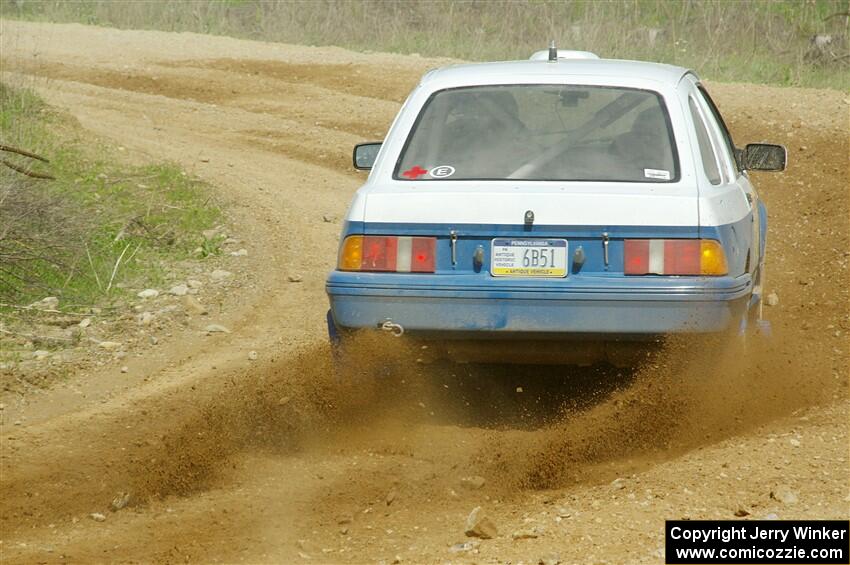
top-left (419, 58), bottom-right (693, 88)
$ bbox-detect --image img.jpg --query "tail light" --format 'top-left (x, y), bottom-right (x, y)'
top-left (624, 239), bottom-right (728, 276)
top-left (339, 236), bottom-right (436, 273)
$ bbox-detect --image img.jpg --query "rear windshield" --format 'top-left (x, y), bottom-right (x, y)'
top-left (395, 85), bottom-right (678, 182)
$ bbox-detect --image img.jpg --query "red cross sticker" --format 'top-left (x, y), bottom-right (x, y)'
top-left (402, 165), bottom-right (428, 179)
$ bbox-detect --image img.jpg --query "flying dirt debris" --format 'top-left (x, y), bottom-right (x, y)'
top-left (0, 18), bottom-right (847, 565)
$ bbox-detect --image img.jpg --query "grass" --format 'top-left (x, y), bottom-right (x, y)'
top-left (0, 0), bottom-right (848, 90)
top-left (0, 81), bottom-right (223, 312)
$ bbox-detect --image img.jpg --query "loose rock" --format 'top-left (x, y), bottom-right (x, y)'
top-left (32, 350), bottom-right (50, 360)
top-left (169, 284), bottom-right (189, 296)
top-left (137, 289), bottom-right (159, 299)
top-left (610, 478), bottom-right (626, 490)
top-left (765, 291), bottom-right (779, 306)
top-left (539, 554), bottom-right (561, 565)
top-left (78, 318), bottom-right (92, 329)
top-left (464, 506), bottom-right (498, 539)
top-left (248, 350), bottom-right (258, 361)
top-left (210, 269), bottom-right (232, 281)
top-left (287, 274), bottom-right (303, 283)
top-left (449, 541), bottom-right (479, 553)
top-left (386, 489), bottom-right (397, 506)
top-left (187, 279), bottom-right (203, 289)
top-left (182, 295), bottom-right (208, 315)
top-left (230, 248), bottom-right (248, 257)
top-left (30, 296), bottom-right (59, 310)
top-left (771, 484), bottom-right (799, 505)
top-left (460, 476), bottom-right (486, 490)
top-left (110, 492), bottom-right (131, 511)
top-left (137, 311), bottom-right (155, 326)
top-left (89, 513), bottom-right (106, 522)
top-left (120, 366), bottom-right (129, 374)
top-left (512, 529), bottom-right (539, 540)
top-left (204, 324), bottom-right (231, 334)
top-left (98, 341), bottom-right (122, 350)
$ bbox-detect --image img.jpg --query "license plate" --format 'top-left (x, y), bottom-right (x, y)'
top-left (490, 238), bottom-right (568, 277)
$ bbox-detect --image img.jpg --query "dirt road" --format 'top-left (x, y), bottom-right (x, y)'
top-left (1, 20), bottom-right (848, 564)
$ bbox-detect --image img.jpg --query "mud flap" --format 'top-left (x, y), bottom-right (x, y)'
top-left (326, 309), bottom-right (341, 346)
top-left (738, 294), bottom-right (772, 342)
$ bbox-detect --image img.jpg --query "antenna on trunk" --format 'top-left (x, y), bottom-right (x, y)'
top-left (548, 40), bottom-right (557, 62)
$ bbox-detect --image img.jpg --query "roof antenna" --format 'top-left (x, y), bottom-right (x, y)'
top-left (548, 40), bottom-right (557, 62)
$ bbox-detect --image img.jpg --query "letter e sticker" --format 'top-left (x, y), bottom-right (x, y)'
top-left (429, 165), bottom-right (455, 178)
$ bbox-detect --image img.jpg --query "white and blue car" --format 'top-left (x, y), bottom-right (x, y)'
top-left (326, 49), bottom-right (786, 365)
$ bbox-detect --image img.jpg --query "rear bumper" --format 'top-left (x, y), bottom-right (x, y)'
top-left (326, 272), bottom-right (752, 335)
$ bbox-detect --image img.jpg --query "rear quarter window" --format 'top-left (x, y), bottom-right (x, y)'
top-left (689, 97), bottom-right (722, 185)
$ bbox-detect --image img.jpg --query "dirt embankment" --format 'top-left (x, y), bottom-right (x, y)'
top-left (0, 20), bottom-right (847, 564)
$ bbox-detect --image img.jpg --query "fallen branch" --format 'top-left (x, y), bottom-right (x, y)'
top-left (0, 302), bottom-right (64, 314)
top-left (1, 159), bottom-right (55, 180)
top-left (0, 144), bottom-right (50, 163)
top-left (824, 11), bottom-right (850, 21)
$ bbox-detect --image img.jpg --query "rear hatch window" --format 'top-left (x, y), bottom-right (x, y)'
top-left (395, 84), bottom-right (679, 183)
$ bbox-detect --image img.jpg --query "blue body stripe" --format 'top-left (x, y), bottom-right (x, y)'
top-left (328, 216), bottom-right (756, 335)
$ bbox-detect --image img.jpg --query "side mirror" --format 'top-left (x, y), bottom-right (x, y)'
top-left (743, 143), bottom-right (787, 172)
top-left (353, 142), bottom-right (382, 170)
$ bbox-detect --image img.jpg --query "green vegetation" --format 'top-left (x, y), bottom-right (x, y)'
top-left (1, 0), bottom-right (848, 90)
top-left (0, 81), bottom-right (222, 311)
